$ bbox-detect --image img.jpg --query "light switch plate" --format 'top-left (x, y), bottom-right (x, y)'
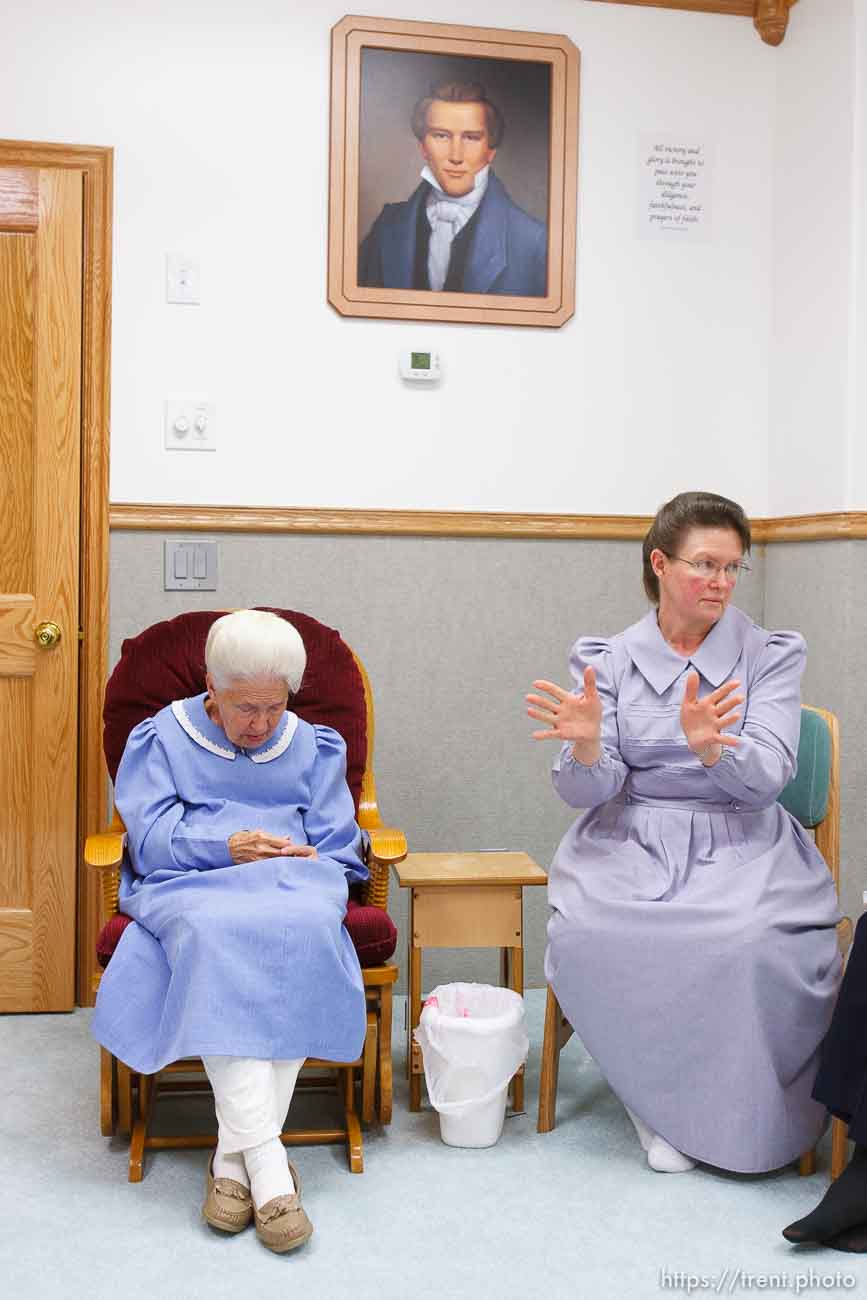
top-left (164, 539), bottom-right (218, 591)
top-left (166, 252), bottom-right (200, 304)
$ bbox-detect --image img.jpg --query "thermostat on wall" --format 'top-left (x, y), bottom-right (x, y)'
top-left (399, 350), bottom-right (441, 382)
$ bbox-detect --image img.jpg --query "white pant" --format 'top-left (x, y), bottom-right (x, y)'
top-left (202, 1056), bottom-right (304, 1154)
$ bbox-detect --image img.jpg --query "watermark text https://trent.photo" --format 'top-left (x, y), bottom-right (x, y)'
top-left (659, 1266), bottom-right (858, 1294)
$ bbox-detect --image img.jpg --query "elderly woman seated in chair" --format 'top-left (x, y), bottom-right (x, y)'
top-left (92, 609), bottom-right (368, 1253)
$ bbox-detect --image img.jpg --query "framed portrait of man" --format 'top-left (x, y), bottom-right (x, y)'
top-left (328, 15), bottom-right (579, 328)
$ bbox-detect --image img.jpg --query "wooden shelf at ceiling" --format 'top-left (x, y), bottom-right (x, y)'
top-left (581, 0), bottom-right (799, 48)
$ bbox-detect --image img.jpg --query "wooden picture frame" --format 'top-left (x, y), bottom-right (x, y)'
top-left (328, 15), bottom-right (579, 328)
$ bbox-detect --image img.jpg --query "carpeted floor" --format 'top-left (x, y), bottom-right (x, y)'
top-left (4, 990), bottom-right (865, 1300)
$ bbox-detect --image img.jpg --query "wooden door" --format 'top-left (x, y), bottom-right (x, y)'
top-left (0, 167), bottom-right (82, 1010)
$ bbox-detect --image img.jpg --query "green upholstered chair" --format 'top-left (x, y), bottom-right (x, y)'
top-left (537, 704), bottom-right (852, 1182)
top-left (779, 706), bottom-right (851, 1179)
top-left (779, 706), bottom-right (836, 848)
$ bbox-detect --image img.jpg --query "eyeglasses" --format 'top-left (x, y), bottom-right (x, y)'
top-left (664, 554), bottom-right (751, 583)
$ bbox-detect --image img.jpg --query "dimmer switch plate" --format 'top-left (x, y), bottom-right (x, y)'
top-left (165, 397), bottom-right (216, 451)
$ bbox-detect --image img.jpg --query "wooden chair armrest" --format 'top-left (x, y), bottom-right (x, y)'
top-left (84, 830), bottom-right (126, 871)
top-left (363, 826), bottom-right (407, 911)
top-left (367, 827), bottom-right (407, 865)
top-left (85, 825), bottom-right (127, 921)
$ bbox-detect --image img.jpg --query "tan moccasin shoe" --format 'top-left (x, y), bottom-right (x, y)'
top-left (254, 1161), bottom-right (313, 1253)
top-left (202, 1154), bottom-right (254, 1233)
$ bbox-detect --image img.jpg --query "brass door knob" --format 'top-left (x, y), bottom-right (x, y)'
top-left (34, 620), bottom-right (62, 649)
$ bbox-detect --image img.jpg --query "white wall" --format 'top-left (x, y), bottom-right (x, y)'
top-left (767, 0), bottom-right (857, 516)
top-left (847, 0), bottom-right (867, 508)
top-left (0, 0), bottom-right (777, 515)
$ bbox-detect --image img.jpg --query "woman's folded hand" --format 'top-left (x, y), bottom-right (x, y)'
top-left (228, 831), bottom-right (318, 863)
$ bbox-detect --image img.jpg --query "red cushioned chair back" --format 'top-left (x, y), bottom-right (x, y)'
top-left (103, 608), bottom-right (367, 812)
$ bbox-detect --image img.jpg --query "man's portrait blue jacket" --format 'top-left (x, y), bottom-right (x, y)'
top-left (358, 171), bottom-right (547, 297)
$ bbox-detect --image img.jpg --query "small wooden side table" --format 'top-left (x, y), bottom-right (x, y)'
top-left (394, 851), bottom-right (548, 1112)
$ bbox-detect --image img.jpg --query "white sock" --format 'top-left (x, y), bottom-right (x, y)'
top-left (647, 1134), bottom-right (696, 1173)
top-left (243, 1136), bottom-right (293, 1209)
top-left (272, 1058), bottom-right (304, 1131)
top-left (625, 1106), bottom-right (656, 1153)
top-left (213, 1143), bottom-right (249, 1187)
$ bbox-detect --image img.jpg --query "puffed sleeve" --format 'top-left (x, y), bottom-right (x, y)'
top-left (115, 719), bottom-right (235, 876)
top-left (702, 630), bottom-right (804, 805)
top-left (552, 637), bottom-right (629, 809)
top-left (302, 726), bottom-right (369, 887)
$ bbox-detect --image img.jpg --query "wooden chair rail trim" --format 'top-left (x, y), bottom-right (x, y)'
top-left (109, 502), bottom-right (653, 538)
top-left (753, 513), bottom-right (867, 542)
top-left (110, 503), bottom-right (867, 543)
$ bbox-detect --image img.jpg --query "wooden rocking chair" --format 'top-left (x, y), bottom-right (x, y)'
top-left (86, 608), bottom-right (406, 1179)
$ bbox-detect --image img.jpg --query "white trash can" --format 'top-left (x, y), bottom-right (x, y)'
top-left (413, 983), bottom-right (529, 1148)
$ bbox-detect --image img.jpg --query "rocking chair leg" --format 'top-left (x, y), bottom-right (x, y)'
top-left (362, 1012), bottom-right (377, 1125)
top-left (100, 1048), bottom-right (117, 1137)
top-left (341, 1066), bottom-right (364, 1173)
top-left (346, 1110), bottom-right (364, 1174)
top-left (377, 983), bottom-right (394, 1125)
top-left (128, 1118), bottom-right (146, 1182)
top-left (117, 1060), bottom-right (134, 1137)
top-left (128, 1073), bottom-right (153, 1183)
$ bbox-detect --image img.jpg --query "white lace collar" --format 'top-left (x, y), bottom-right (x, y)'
top-left (170, 698), bottom-right (298, 763)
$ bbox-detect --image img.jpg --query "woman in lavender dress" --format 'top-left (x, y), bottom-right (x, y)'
top-left (527, 492), bottom-right (840, 1174)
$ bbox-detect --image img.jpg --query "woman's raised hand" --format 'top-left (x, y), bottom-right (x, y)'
top-left (526, 668), bottom-right (603, 763)
top-left (680, 671), bottom-right (743, 759)
top-left (228, 831), bottom-right (318, 864)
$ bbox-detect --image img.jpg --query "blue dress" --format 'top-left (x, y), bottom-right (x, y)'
top-left (545, 606), bottom-right (841, 1173)
top-left (91, 694), bottom-right (368, 1073)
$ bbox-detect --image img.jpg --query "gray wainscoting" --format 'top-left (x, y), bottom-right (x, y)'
top-left (109, 532), bottom-right (767, 992)
top-left (764, 540), bottom-right (864, 928)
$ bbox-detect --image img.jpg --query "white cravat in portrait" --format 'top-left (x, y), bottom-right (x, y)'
top-left (422, 164), bottom-right (490, 291)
